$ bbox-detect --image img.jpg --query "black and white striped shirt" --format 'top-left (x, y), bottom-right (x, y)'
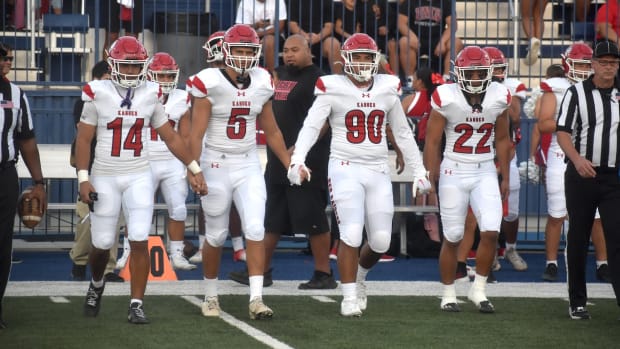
top-left (556, 76), bottom-right (620, 169)
top-left (0, 77), bottom-right (34, 165)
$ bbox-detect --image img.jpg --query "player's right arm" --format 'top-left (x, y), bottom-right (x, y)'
top-left (188, 80), bottom-right (212, 162)
top-left (291, 94), bottom-right (331, 165)
top-left (423, 109), bottom-right (446, 188)
top-left (537, 91), bottom-right (558, 133)
top-left (75, 101), bottom-right (97, 204)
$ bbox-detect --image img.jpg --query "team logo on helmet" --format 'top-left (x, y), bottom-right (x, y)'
top-left (204, 30), bottom-right (226, 63)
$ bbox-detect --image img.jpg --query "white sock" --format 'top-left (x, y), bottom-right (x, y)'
top-left (249, 275), bottom-right (263, 301)
top-left (203, 277), bottom-right (218, 299)
top-left (546, 260), bottom-right (557, 266)
top-left (130, 298), bottom-right (142, 306)
top-left (442, 283), bottom-right (456, 300)
top-left (231, 236), bottom-right (244, 251)
top-left (341, 282), bottom-right (356, 301)
top-left (169, 240), bottom-right (184, 256)
top-left (198, 235), bottom-right (205, 251)
top-left (505, 243), bottom-right (516, 251)
top-left (473, 273), bottom-right (488, 290)
top-left (356, 265), bottom-right (369, 282)
top-left (91, 278), bottom-right (104, 288)
top-left (596, 260), bottom-right (608, 267)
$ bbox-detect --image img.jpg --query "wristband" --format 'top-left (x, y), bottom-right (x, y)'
top-left (187, 160), bottom-right (202, 175)
top-left (77, 170), bottom-right (89, 184)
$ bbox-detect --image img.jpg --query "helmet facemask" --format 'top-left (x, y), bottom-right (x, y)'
top-left (342, 50), bottom-right (379, 82)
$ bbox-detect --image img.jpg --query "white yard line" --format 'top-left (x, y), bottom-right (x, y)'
top-left (311, 295), bottom-right (337, 303)
top-left (182, 296), bottom-right (294, 349)
top-left (49, 296), bottom-right (70, 303)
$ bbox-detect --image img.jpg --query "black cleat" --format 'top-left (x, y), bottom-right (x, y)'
top-left (298, 270), bottom-right (338, 290)
top-left (596, 264), bottom-right (612, 283)
top-left (104, 272), bottom-right (124, 283)
top-left (440, 302), bottom-right (461, 312)
top-left (229, 268), bottom-right (273, 287)
top-left (128, 302), bottom-right (150, 324)
top-left (542, 263), bottom-right (558, 282)
top-left (569, 306), bottom-right (591, 320)
top-left (84, 281), bottom-right (105, 317)
top-left (478, 300), bottom-right (495, 314)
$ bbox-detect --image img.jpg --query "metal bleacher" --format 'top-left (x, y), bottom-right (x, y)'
top-left (5, 0), bottom-right (605, 248)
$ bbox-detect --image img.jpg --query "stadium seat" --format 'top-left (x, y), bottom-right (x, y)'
top-left (42, 14), bottom-right (91, 82)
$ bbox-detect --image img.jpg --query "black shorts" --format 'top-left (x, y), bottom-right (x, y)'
top-left (264, 183), bottom-right (330, 236)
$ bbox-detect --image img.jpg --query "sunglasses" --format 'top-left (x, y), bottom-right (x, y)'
top-left (1, 56), bottom-right (14, 62)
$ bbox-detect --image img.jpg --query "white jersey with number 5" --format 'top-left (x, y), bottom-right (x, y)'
top-left (431, 81), bottom-right (511, 163)
top-left (190, 68), bottom-right (273, 153)
top-left (147, 88), bottom-right (191, 161)
top-left (80, 79), bottom-right (168, 176)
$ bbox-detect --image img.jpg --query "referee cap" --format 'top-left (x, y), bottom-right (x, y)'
top-left (594, 41), bottom-right (620, 58)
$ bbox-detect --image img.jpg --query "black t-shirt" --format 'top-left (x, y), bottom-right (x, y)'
top-left (288, 0), bottom-right (335, 33)
top-left (399, 0), bottom-right (451, 50)
top-left (266, 64), bottom-right (329, 187)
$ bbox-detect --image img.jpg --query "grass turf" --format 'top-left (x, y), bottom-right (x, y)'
top-left (2, 295), bottom-right (619, 348)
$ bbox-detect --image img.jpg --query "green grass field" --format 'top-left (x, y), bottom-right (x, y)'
top-left (2, 295), bottom-right (619, 349)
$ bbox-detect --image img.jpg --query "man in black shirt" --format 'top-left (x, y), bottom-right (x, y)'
top-left (229, 34), bottom-right (335, 289)
top-left (0, 42), bottom-right (47, 329)
top-left (557, 40), bottom-right (620, 320)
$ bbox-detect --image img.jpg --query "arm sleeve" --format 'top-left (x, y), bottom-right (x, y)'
top-left (291, 94), bottom-right (332, 164)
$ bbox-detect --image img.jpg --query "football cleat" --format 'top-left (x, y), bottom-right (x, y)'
top-left (233, 249), bottom-right (246, 262)
top-left (357, 280), bottom-right (368, 311)
top-left (340, 299), bottom-right (362, 317)
top-left (170, 253), bottom-right (197, 270)
top-left (504, 248), bottom-right (528, 271)
top-left (202, 296), bottom-right (221, 317)
top-left (249, 297), bottom-right (273, 320)
top-left (189, 250), bottom-right (202, 264)
top-left (84, 281), bottom-right (105, 317)
top-left (467, 287), bottom-right (495, 314)
top-left (128, 302), bottom-right (150, 324)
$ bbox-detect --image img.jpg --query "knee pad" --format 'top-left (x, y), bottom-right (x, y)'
top-left (168, 203), bottom-right (187, 221)
top-left (91, 230), bottom-right (117, 250)
top-left (366, 229), bottom-right (392, 254)
top-left (338, 223), bottom-right (364, 248)
top-left (244, 222), bottom-right (264, 242)
top-left (440, 213), bottom-right (465, 243)
top-left (205, 229), bottom-right (228, 247)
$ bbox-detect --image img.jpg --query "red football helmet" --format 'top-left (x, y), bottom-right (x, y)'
top-left (482, 46), bottom-right (508, 82)
top-left (562, 42), bottom-right (593, 82)
top-left (147, 52), bottom-right (179, 94)
top-left (106, 36), bottom-right (149, 88)
top-left (453, 46), bottom-right (492, 94)
top-left (203, 30), bottom-right (225, 63)
top-left (222, 24), bottom-right (261, 74)
top-left (341, 33), bottom-right (380, 82)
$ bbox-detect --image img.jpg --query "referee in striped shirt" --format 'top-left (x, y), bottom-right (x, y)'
top-left (0, 42), bottom-right (47, 329)
top-left (557, 40), bottom-right (620, 320)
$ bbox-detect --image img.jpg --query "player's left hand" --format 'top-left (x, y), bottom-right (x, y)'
top-left (412, 171), bottom-right (432, 198)
top-left (395, 152), bottom-right (404, 175)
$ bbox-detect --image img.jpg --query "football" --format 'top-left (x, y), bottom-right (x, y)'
top-left (18, 186), bottom-right (44, 229)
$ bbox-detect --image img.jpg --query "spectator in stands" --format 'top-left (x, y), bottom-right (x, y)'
top-left (576, 0), bottom-right (593, 22)
top-left (36, 0), bottom-right (62, 18)
top-left (521, 0), bottom-right (549, 66)
top-left (398, 0), bottom-right (463, 85)
top-left (289, 33), bottom-right (430, 316)
top-left (535, 45), bottom-right (610, 283)
top-left (100, 0), bottom-right (143, 59)
top-left (0, 42), bottom-right (47, 329)
top-left (235, 0), bottom-right (287, 73)
top-left (77, 36), bottom-right (205, 324)
top-left (229, 34), bottom-right (336, 290)
top-left (69, 60), bottom-right (124, 283)
top-left (595, 0), bottom-right (620, 46)
top-left (287, 0), bottom-right (343, 74)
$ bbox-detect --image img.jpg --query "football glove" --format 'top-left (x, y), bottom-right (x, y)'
top-left (412, 171), bottom-right (432, 198)
top-left (287, 163), bottom-right (311, 186)
top-left (518, 157), bottom-right (540, 184)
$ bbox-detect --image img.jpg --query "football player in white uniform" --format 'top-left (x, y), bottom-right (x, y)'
top-left (188, 24), bottom-right (290, 320)
top-left (146, 52), bottom-right (196, 271)
top-left (188, 31), bottom-right (248, 265)
top-left (289, 33), bottom-right (431, 317)
top-left (76, 36), bottom-right (206, 324)
top-left (424, 45), bottom-right (511, 313)
top-left (536, 42), bottom-right (609, 282)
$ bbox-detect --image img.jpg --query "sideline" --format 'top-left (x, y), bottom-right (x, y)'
top-left (5, 280), bottom-right (615, 299)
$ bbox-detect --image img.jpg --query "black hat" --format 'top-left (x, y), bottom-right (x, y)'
top-left (594, 41), bottom-right (620, 58)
